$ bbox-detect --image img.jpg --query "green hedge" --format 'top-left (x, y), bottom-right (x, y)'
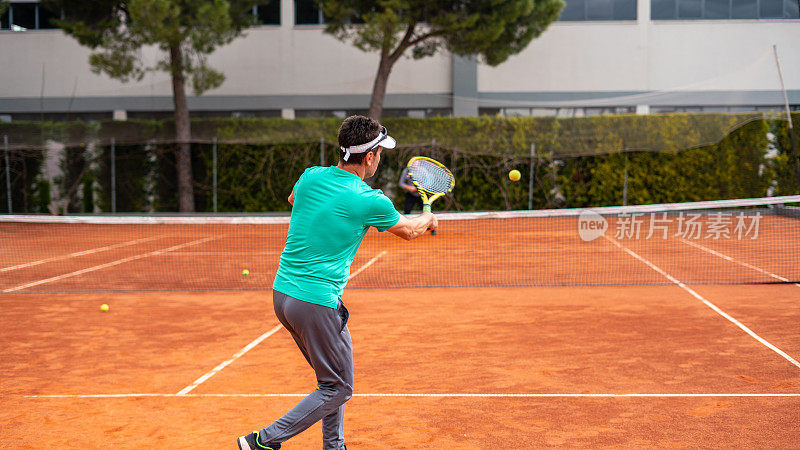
top-left (1, 113), bottom-right (797, 213)
top-left (771, 113), bottom-right (800, 196)
top-left (0, 147), bottom-right (45, 213)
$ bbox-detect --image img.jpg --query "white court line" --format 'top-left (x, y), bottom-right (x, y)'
top-left (20, 392), bottom-right (800, 399)
top-left (175, 324), bottom-right (284, 396)
top-left (1, 237), bottom-right (218, 293)
top-left (680, 239), bottom-right (800, 288)
top-left (348, 251), bottom-right (387, 280)
top-left (604, 236), bottom-right (800, 370)
top-left (175, 250), bottom-right (388, 396)
top-left (1, 235), bottom-right (164, 272)
top-left (160, 251), bottom-right (282, 256)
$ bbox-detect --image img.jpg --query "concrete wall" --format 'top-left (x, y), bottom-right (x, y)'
top-left (478, 20), bottom-right (800, 93)
top-left (0, 0), bottom-right (798, 115)
top-left (0, 0), bottom-right (451, 112)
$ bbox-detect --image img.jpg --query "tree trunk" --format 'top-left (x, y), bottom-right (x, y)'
top-left (368, 24), bottom-right (417, 121)
top-left (368, 54), bottom-right (393, 121)
top-left (170, 43), bottom-right (195, 212)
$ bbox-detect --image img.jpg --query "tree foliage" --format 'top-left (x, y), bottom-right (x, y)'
top-left (43, 0), bottom-right (257, 95)
top-left (321, 0), bottom-right (564, 118)
top-left (324, 0), bottom-right (563, 65)
top-left (1, 114), bottom-right (791, 213)
top-left (42, 0), bottom-right (260, 211)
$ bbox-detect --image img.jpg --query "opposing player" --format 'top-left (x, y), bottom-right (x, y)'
top-left (237, 115), bottom-right (438, 450)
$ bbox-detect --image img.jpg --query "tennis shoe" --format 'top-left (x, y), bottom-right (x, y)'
top-left (237, 431), bottom-right (280, 450)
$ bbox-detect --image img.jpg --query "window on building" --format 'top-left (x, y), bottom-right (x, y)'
top-left (678, 0), bottom-right (702, 17)
top-left (9, 112), bottom-right (112, 122)
top-left (559, 0), bottom-right (637, 20)
top-left (482, 106), bottom-right (634, 117)
top-left (38, 4), bottom-right (60, 28)
top-left (704, 0), bottom-right (730, 18)
top-left (255, 1), bottom-right (280, 25)
top-left (11, 2), bottom-right (36, 29)
top-left (653, 0), bottom-right (799, 18)
top-left (731, 0), bottom-right (758, 17)
top-left (296, 0), bottom-right (324, 24)
top-left (651, 0), bottom-right (676, 18)
top-left (587, 0), bottom-right (613, 19)
top-left (614, 0), bottom-right (638, 18)
top-left (759, 0), bottom-right (784, 16)
top-left (787, 0), bottom-right (800, 17)
top-left (295, 108), bottom-right (448, 118)
top-left (1, 2), bottom-right (62, 30)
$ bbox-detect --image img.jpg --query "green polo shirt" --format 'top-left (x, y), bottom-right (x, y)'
top-left (272, 166), bottom-right (401, 309)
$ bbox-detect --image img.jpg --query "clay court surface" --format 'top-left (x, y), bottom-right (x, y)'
top-left (1, 216), bottom-right (799, 448)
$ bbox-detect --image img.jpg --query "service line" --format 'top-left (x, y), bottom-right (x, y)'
top-left (2, 237), bottom-right (218, 293)
top-left (680, 238), bottom-right (800, 288)
top-left (1, 235), bottom-right (164, 272)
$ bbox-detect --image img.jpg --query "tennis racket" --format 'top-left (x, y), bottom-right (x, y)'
top-left (407, 156), bottom-right (455, 216)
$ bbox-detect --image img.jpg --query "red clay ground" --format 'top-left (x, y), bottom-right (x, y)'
top-left (2, 285), bottom-right (799, 448)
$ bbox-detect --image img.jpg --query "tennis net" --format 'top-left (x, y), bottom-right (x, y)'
top-left (1, 196), bottom-right (798, 293)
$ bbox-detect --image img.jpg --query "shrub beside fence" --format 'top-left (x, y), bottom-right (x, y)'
top-left (0, 114), bottom-right (798, 214)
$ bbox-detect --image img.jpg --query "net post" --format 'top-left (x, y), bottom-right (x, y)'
top-left (320, 137), bottom-right (325, 166)
top-left (212, 137), bottom-right (218, 213)
top-left (623, 153), bottom-right (629, 206)
top-left (4, 135), bottom-right (11, 214)
top-left (790, 116), bottom-right (800, 194)
top-left (110, 138), bottom-right (116, 214)
top-left (773, 44), bottom-right (800, 194)
top-left (528, 143), bottom-right (535, 210)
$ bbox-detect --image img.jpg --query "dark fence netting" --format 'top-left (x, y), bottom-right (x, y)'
top-left (0, 114), bottom-right (798, 214)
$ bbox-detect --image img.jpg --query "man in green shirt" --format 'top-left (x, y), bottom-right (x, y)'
top-left (238, 116), bottom-right (438, 450)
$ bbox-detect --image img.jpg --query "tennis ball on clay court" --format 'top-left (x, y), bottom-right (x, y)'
top-left (242, 269), bottom-right (250, 276)
top-left (100, 304), bottom-right (109, 312)
top-left (508, 169), bottom-right (521, 181)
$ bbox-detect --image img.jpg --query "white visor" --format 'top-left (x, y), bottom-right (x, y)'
top-left (340, 126), bottom-right (396, 161)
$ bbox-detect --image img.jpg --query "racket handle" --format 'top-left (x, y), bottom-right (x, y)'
top-left (423, 203), bottom-right (436, 235)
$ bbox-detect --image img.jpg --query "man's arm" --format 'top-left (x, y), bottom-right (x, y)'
top-left (288, 191), bottom-right (294, 205)
top-left (387, 212), bottom-right (438, 241)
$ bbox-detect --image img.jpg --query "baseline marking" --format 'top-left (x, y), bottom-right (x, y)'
top-left (2, 237), bottom-right (218, 293)
top-left (20, 392), bottom-right (800, 399)
top-left (605, 236), bottom-right (800, 370)
top-left (1, 236), bottom-right (164, 272)
top-left (174, 250), bottom-right (388, 396)
top-left (681, 239), bottom-right (800, 288)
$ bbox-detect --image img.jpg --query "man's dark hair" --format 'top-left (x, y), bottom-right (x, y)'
top-left (338, 115), bottom-right (382, 165)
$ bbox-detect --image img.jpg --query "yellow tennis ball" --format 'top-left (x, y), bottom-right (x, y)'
top-left (100, 304), bottom-right (109, 312)
top-left (509, 169), bottom-right (521, 181)
top-left (242, 269), bottom-right (249, 276)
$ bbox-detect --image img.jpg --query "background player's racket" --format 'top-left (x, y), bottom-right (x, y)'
top-left (407, 157), bottom-right (455, 235)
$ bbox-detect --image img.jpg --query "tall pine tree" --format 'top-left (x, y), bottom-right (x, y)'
top-left (322, 0), bottom-right (563, 119)
top-left (44, 0), bottom-right (259, 211)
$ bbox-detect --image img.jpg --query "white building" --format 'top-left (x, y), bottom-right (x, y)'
top-left (0, 0), bottom-right (798, 121)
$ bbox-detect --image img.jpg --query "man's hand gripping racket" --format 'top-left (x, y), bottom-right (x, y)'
top-left (406, 156), bottom-right (455, 235)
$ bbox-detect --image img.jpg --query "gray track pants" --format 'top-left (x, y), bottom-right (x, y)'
top-left (259, 290), bottom-right (353, 450)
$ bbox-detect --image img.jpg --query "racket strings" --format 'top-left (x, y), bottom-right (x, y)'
top-left (409, 160), bottom-right (454, 195)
